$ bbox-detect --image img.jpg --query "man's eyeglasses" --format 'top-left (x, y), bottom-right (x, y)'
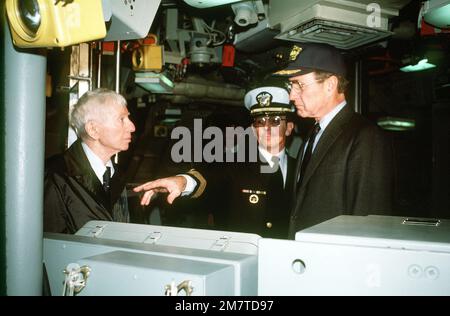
top-left (253, 116), bottom-right (286, 127)
top-left (285, 79), bottom-right (323, 93)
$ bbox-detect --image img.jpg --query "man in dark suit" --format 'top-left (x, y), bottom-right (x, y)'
top-left (44, 88), bottom-right (136, 234)
top-left (134, 87), bottom-right (297, 238)
top-left (274, 43), bottom-right (395, 238)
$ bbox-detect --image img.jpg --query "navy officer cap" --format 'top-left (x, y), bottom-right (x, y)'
top-left (244, 86), bottom-right (293, 117)
top-left (274, 43), bottom-right (346, 77)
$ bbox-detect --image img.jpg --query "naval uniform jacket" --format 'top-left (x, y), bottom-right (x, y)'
top-left (44, 139), bottom-right (129, 234)
top-left (194, 152), bottom-right (296, 239)
top-left (288, 105), bottom-right (394, 238)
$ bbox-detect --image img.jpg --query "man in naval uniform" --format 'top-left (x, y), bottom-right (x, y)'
top-left (134, 86), bottom-right (297, 238)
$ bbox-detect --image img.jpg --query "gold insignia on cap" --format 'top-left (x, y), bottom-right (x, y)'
top-left (256, 92), bottom-right (273, 107)
top-left (289, 45), bottom-right (302, 61)
top-left (251, 107), bottom-right (291, 114)
top-left (273, 69), bottom-right (303, 75)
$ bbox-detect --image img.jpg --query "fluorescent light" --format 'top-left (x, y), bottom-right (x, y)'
top-left (400, 59), bottom-right (436, 72)
top-left (135, 72), bottom-right (174, 94)
top-left (424, 3), bottom-right (450, 29)
top-left (162, 108), bottom-right (181, 124)
top-left (377, 117), bottom-right (415, 131)
top-left (183, 0), bottom-right (242, 8)
top-left (161, 118), bottom-right (181, 124)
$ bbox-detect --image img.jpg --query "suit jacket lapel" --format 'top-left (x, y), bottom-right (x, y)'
top-left (293, 142), bottom-right (306, 194)
top-left (292, 121), bottom-right (320, 194)
top-left (285, 155), bottom-right (296, 192)
top-left (110, 164), bottom-right (127, 205)
top-left (300, 105), bottom-right (354, 188)
top-left (64, 140), bottom-right (111, 210)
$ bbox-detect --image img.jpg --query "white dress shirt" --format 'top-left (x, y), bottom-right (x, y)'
top-left (257, 146), bottom-right (288, 187)
top-left (81, 142), bottom-right (115, 184)
top-left (306, 101), bottom-right (347, 154)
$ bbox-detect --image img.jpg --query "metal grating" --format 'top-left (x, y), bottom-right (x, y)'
top-left (278, 19), bottom-right (393, 50)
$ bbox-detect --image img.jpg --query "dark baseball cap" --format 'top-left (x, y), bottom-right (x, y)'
top-left (274, 43), bottom-right (346, 77)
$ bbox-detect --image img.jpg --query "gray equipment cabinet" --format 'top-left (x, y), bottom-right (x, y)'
top-left (258, 215), bottom-right (450, 295)
top-left (44, 221), bottom-right (260, 296)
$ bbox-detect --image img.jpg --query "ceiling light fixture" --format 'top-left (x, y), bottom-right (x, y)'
top-left (377, 117), bottom-right (415, 131)
top-left (400, 58), bottom-right (436, 72)
top-left (135, 72), bottom-right (174, 94)
top-left (183, 0), bottom-right (242, 9)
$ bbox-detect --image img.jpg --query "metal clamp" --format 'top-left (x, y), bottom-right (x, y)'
top-left (62, 263), bottom-right (91, 296)
top-left (165, 280), bottom-right (194, 296)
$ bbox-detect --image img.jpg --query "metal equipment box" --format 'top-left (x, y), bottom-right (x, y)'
top-left (44, 222), bottom-right (260, 296)
top-left (75, 250), bottom-right (234, 296)
top-left (258, 215), bottom-right (450, 295)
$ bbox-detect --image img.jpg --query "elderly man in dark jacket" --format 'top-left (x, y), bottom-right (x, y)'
top-left (44, 88), bottom-right (135, 234)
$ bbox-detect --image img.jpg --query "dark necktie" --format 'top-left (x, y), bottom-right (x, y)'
top-left (298, 123), bottom-right (321, 185)
top-left (103, 166), bottom-right (111, 193)
top-left (270, 156), bottom-right (284, 189)
top-left (268, 156), bottom-right (285, 213)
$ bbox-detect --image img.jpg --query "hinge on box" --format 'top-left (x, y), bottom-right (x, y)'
top-left (210, 236), bottom-right (230, 251)
top-left (144, 231), bottom-right (162, 244)
top-left (89, 224), bottom-right (107, 237)
top-left (165, 280), bottom-right (193, 296)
